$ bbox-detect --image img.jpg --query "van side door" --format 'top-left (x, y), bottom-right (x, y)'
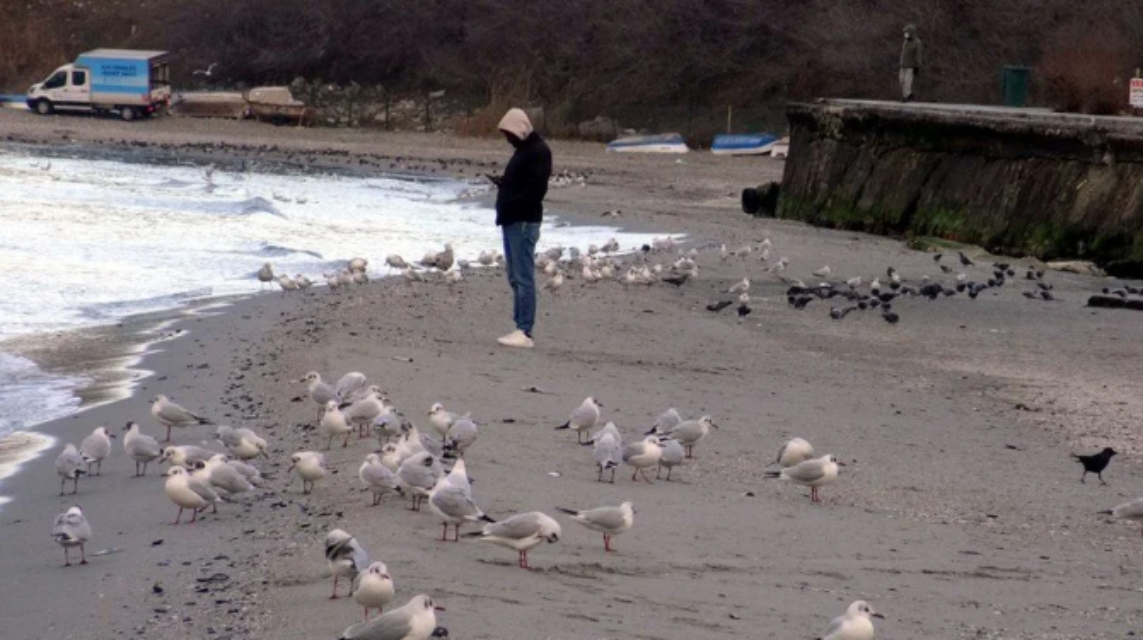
top-left (62, 69), bottom-right (92, 108)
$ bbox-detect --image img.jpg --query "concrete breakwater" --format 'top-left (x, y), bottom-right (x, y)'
top-left (778, 100), bottom-right (1143, 276)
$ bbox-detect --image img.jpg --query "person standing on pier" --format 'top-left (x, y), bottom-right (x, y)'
top-left (899, 24), bottom-right (923, 102)
top-left (489, 108), bottom-right (552, 349)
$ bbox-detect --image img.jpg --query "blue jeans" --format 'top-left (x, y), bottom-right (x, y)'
top-left (501, 222), bottom-right (541, 335)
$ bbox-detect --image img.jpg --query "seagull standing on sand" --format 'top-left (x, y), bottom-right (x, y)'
top-left (338, 594), bottom-right (444, 640)
top-left (428, 476), bottom-right (496, 541)
top-left (591, 427), bottom-right (623, 483)
top-left (325, 528), bottom-right (370, 599)
top-left (353, 561), bottom-right (396, 620)
top-left (159, 444), bottom-right (216, 469)
top-left (623, 436), bottom-right (664, 483)
top-left (359, 453), bottom-right (404, 506)
top-left (656, 415), bottom-right (717, 458)
top-left (320, 400), bottom-right (353, 449)
top-left (55, 444), bottom-right (86, 495)
top-left (301, 372), bottom-right (337, 421)
top-left (554, 397), bottom-right (602, 444)
top-left (728, 277), bottom-right (750, 294)
top-left (818, 600), bottom-right (884, 640)
top-left (51, 506), bottom-right (91, 567)
top-left (556, 501), bottom-right (634, 552)
top-left (386, 255), bottom-right (409, 269)
top-left (764, 454), bottom-right (844, 503)
top-left (342, 388), bottom-right (386, 439)
top-left (257, 262), bottom-right (274, 290)
top-left (398, 452), bottom-right (443, 511)
top-left (466, 512), bottom-right (562, 569)
top-left (123, 421), bottom-right (162, 476)
top-left (443, 417), bottom-right (479, 458)
top-left (288, 451), bottom-right (327, 494)
top-left (427, 402), bottom-right (459, 440)
top-left (214, 425), bottom-right (268, 460)
top-left (79, 426), bottom-right (115, 475)
top-left (151, 394), bottom-right (213, 442)
top-left (777, 437), bottom-right (815, 467)
top-left (163, 466), bottom-right (220, 524)
top-left (657, 438), bottom-right (685, 480)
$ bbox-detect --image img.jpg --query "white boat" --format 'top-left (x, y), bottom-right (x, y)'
top-left (606, 133), bottom-right (689, 154)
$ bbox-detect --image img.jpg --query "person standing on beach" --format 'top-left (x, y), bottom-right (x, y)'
top-left (489, 108), bottom-right (552, 349)
top-left (899, 24), bottom-right (923, 102)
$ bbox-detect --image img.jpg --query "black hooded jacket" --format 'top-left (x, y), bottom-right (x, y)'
top-left (495, 132), bottom-right (552, 226)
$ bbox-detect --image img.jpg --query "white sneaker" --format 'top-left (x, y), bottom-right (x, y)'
top-left (497, 330), bottom-right (534, 349)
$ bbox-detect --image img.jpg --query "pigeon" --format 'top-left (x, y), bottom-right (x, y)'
top-left (51, 506), bottom-right (92, 567)
top-left (1073, 447), bottom-right (1117, 484)
top-left (556, 502), bottom-right (635, 552)
top-left (958, 251), bottom-right (974, 267)
top-left (325, 528), bottom-right (370, 599)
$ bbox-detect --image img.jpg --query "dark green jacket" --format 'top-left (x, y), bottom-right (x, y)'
top-left (900, 25), bottom-right (922, 69)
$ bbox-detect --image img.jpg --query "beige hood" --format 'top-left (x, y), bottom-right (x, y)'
top-left (498, 108), bottom-right (534, 140)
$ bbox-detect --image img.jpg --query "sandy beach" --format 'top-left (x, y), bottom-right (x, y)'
top-left (1, 111), bottom-right (1143, 640)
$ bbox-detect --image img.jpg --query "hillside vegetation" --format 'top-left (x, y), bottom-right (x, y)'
top-left (4, 0), bottom-right (1140, 131)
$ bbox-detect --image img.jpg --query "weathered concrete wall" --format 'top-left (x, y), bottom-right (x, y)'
top-left (779, 100), bottom-right (1143, 271)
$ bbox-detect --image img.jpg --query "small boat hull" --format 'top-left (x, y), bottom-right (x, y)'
top-left (607, 133), bottom-right (689, 154)
top-left (711, 133), bottom-right (779, 156)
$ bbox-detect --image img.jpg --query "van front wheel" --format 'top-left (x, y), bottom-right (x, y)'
top-left (35, 99), bottom-right (53, 115)
top-left (120, 107), bottom-right (137, 122)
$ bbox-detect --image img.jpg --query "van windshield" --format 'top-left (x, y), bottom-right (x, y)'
top-left (43, 71), bottom-right (67, 90)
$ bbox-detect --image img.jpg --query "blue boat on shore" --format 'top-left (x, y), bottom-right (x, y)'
top-left (0, 94), bottom-right (29, 110)
top-left (711, 133), bottom-right (779, 156)
top-left (606, 133), bottom-right (689, 154)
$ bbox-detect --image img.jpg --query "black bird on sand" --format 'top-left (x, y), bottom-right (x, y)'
top-left (932, 253), bottom-right (942, 262)
top-left (737, 303), bottom-right (752, 318)
top-left (662, 274), bottom-right (689, 287)
top-left (706, 300), bottom-right (733, 312)
top-left (881, 310), bottom-right (899, 324)
top-left (958, 251), bottom-right (974, 267)
top-left (1072, 447), bottom-right (1117, 484)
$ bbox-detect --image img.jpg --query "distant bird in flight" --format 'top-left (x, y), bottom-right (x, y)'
top-left (192, 63), bottom-right (218, 77)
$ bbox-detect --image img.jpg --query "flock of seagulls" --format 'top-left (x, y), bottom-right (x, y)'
top-left (41, 227), bottom-right (1143, 640)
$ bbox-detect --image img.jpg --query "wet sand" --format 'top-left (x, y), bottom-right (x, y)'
top-left (1, 112), bottom-right (1143, 639)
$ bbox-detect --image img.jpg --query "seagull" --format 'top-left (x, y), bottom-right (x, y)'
top-left (123, 421), bottom-right (162, 476)
top-left (556, 501), bottom-right (634, 552)
top-left (764, 454), bottom-right (844, 503)
top-left (288, 451), bottom-right (327, 494)
top-left (159, 445), bottom-right (216, 469)
top-left (163, 466), bottom-right (221, 524)
top-left (214, 425), bottom-right (268, 460)
top-left (443, 417), bottom-right (479, 458)
top-left (52, 506), bottom-right (92, 567)
top-left (813, 265), bottom-right (832, 278)
top-left (79, 426), bottom-right (115, 475)
top-left (1101, 497), bottom-right (1143, 536)
top-left (622, 436), bottom-right (663, 483)
top-left (257, 263), bottom-right (274, 290)
top-left (192, 63), bottom-right (218, 77)
top-left (427, 403), bottom-right (459, 440)
top-left (820, 600), bottom-right (885, 640)
top-left (656, 416), bottom-right (717, 458)
top-left (301, 372), bottom-right (337, 421)
top-left (428, 477), bottom-right (495, 541)
top-left (326, 528), bottom-right (370, 599)
top-left (656, 438), bottom-right (686, 480)
top-left (151, 394), bottom-right (213, 442)
top-left (728, 277), bottom-right (750, 294)
top-left (466, 512), bottom-right (562, 569)
top-left (320, 400), bottom-right (352, 449)
top-left (348, 257), bottom-right (369, 273)
top-left (352, 561), bottom-right (395, 621)
top-left (386, 255), bottom-right (409, 269)
top-left (359, 453), bottom-right (404, 506)
top-left (646, 408), bottom-right (682, 435)
top-left (338, 594), bottom-right (444, 640)
top-left (554, 397), bottom-right (602, 444)
top-left (398, 452), bottom-right (443, 511)
top-left (590, 429), bottom-right (623, 483)
top-left (776, 437), bottom-right (815, 467)
top-left (55, 444), bottom-right (86, 495)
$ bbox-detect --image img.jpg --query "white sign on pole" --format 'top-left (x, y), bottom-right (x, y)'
top-left (1130, 77), bottom-right (1143, 108)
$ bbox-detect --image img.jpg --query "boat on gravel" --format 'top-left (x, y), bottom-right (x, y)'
top-left (606, 133), bottom-right (689, 154)
top-left (711, 133), bottom-right (779, 156)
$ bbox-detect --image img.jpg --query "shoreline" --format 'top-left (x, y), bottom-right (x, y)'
top-left (2, 113), bottom-right (1143, 639)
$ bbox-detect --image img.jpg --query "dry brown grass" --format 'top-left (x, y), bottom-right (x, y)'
top-left (1040, 28), bottom-right (1129, 115)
